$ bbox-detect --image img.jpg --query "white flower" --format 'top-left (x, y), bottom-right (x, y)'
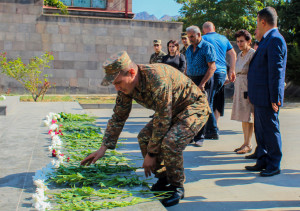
top-left (34, 201), bottom-right (51, 211)
top-left (50, 132), bottom-right (55, 138)
top-left (54, 161), bottom-right (60, 168)
top-left (56, 150), bottom-right (62, 156)
top-left (33, 180), bottom-right (48, 191)
top-left (52, 135), bottom-right (60, 140)
top-left (43, 120), bottom-right (50, 127)
top-left (48, 146), bottom-right (53, 152)
top-left (49, 124), bottom-right (58, 131)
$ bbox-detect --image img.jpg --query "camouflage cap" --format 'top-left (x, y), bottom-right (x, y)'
top-left (101, 51), bottom-right (131, 86)
top-left (153, 40), bottom-right (162, 45)
top-left (181, 32), bottom-right (188, 38)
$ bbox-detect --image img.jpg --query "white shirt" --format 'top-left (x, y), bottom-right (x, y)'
top-left (263, 27), bottom-right (277, 38)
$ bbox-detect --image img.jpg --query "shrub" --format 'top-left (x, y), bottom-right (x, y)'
top-left (0, 52), bottom-right (55, 102)
top-left (44, 0), bottom-right (68, 15)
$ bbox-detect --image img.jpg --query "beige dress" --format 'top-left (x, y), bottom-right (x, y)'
top-left (231, 48), bottom-right (255, 123)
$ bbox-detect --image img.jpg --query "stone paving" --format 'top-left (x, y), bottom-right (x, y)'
top-left (86, 105), bottom-right (300, 211)
top-left (0, 97), bottom-right (300, 211)
top-left (0, 97), bottom-right (164, 211)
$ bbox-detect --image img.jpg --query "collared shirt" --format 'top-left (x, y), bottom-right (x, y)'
top-left (185, 39), bottom-right (216, 76)
top-left (102, 64), bottom-right (210, 154)
top-left (202, 32), bottom-right (233, 74)
top-left (263, 27), bottom-right (277, 38)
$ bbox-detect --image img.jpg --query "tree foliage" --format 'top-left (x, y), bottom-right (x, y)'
top-left (44, 0), bottom-right (68, 15)
top-left (0, 52), bottom-right (55, 102)
top-left (275, 0), bottom-right (300, 85)
top-left (176, 0), bottom-right (280, 39)
top-left (176, 0), bottom-right (300, 85)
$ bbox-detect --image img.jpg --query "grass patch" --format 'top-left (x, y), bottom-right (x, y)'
top-left (20, 95), bottom-right (118, 104)
top-left (20, 95), bottom-right (74, 102)
top-left (75, 96), bottom-right (116, 104)
top-left (19, 95), bottom-right (140, 104)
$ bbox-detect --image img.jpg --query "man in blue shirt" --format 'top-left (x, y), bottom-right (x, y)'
top-left (185, 25), bottom-right (217, 147)
top-left (202, 22), bottom-right (237, 139)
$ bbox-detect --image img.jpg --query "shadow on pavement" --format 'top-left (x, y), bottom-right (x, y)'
top-left (0, 172), bottom-right (35, 191)
top-left (168, 199), bottom-right (300, 211)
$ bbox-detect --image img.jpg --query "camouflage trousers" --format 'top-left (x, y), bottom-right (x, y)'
top-left (137, 110), bottom-right (209, 187)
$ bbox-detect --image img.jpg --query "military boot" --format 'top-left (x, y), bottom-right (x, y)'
top-left (150, 177), bottom-right (169, 191)
top-left (161, 185), bottom-right (184, 207)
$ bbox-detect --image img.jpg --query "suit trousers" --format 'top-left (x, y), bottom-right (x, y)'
top-left (254, 105), bottom-right (282, 170)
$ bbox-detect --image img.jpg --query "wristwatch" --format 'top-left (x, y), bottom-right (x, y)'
top-left (148, 152), bottom-right (156, 157)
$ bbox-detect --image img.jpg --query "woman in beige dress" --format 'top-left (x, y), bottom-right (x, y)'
top-left (231, 30), bottom-right (255, 154)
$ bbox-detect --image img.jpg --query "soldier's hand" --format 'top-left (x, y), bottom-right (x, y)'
top-left (80, 145), bottom-right (107, 166)
top-left (142, 154), bottom-right (156, 178)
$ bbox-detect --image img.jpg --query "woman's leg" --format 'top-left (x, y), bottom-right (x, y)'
top-left (242, 122), bottom-right (254, 146)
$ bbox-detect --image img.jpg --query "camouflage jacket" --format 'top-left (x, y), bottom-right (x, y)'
top-left (180, 46), bottom-right (189, 57)
top-left (149, 51), bottom-right (167, 64)
top-left (102, 64), bottom-right (210, 154)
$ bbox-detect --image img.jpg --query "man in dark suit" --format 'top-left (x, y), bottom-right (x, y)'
top-left (246, 7), bottom-right (287, 177)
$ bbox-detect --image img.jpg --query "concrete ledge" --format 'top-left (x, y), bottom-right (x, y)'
top-left (0, 106), bottom-right (6, 115)
top-left (0, 96), bottom-right (20, 115)
top-left (80, 103), bottom-right (144, 109)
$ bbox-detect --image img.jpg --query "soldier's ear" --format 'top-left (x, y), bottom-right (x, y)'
top-left (129, 68), bottom-right (136, 77)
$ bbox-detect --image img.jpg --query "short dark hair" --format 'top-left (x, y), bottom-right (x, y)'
top-left (257, 7), bottom-right (277, 26)
top-left (167, 40), bottom-right (179, 55)
top-left (235, 29), bottom-right (252, 41)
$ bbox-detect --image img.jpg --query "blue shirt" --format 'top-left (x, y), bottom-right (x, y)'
top-left (186, 39), bottom-right (216, 76)
top-left (203, 32), bottom-right (233, 74)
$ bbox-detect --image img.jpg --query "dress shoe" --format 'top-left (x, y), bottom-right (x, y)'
top-left (161, 186), bottom-right (184, 207)
top-left (260, 169), bottom-right (281, 177)
top-left (245, 153), bottom-right (257, 159)
top-left (245, 164), bottom-right (266, 171)
top-left (205, 133), bottom-right (219, 140)
top-left (151, 177), bottom-right (169, 191)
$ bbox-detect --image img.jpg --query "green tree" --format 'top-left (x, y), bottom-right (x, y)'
top-left (0, 52), bottom-right (55, 102)
top-left (275, 0), bottom-right (300, 85)
top-left (176, 0), bottom-right (278, 38)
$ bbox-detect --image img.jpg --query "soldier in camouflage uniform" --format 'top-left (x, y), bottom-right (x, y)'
top-left (149, 40), bottom-right (167, 64)
top-left (81, 51), bottom-right (210, 207)
top-left (180, 32), bottom-right (190, 57)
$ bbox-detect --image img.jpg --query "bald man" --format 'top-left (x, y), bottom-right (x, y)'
top-left (202, 21), bottom-right (237, 139)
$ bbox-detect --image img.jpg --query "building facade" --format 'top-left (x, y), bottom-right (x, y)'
top-left (0, 0), bottom-right (183, 94)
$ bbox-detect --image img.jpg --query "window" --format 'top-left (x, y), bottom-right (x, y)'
top-left (60, 0), bottom-right (107, 9)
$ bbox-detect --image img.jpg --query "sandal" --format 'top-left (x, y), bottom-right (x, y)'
top-left (237, 145), bottom-right (252, 154)
top-left (234, 145), bottom-right (245, 152)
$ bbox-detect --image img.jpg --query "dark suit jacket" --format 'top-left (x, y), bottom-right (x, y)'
top-left (248, 28), bottom-right (287, 107)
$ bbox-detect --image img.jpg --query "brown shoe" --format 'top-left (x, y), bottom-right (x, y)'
top-left (237, 145), bottom-right (252, 154)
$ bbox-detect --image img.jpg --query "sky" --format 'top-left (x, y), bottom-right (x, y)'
top-left (132, 0), bottom-right (182, 19)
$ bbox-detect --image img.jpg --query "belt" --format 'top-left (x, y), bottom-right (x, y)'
top-left (236, 72), bottom-right (247, 75)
